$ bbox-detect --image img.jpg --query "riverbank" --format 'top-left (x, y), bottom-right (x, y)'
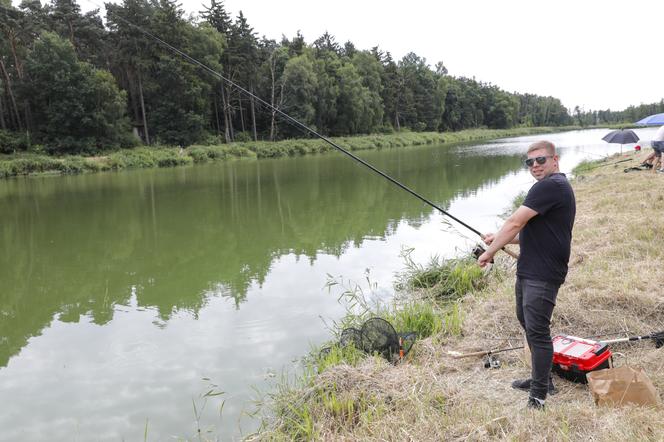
top-left (251, 151), bottom-right (664, 440)
top-left (0, 126), bottom-right (579, 179)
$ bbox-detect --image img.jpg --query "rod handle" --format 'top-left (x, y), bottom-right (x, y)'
top-left (500, 246), bottom-right (519, 260)
top-left (447, 349), bottom-right (496, 359)
top-left (479, 234), bottom-right (520, 261)
top-left (447, 345), bottom-right (525, 359)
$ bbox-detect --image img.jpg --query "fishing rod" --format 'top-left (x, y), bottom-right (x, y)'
top-left (475, 330), bottom-right (628, 342)
top-left (448, 330), bottom-right (664, 359)
top-left (585, 157), bottom-right (632, 170)
top-left (600, 330), bottom-right (664, 347)
top-left (99, 7), bottom-right (518, 260)
top-left (447, 345), bottom-right (523, 359)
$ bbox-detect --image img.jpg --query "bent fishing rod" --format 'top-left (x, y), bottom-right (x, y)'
top-left (103, 9), bottom-right (517, 259)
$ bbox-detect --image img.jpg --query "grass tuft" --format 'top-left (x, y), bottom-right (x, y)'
top-left (400, 254), bottom-right (487, 301)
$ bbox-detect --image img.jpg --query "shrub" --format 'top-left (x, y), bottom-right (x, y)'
top-left (186, 145), bottom-right (213, 163)
top-left (0, 130), bottom-right (29, 153)
top-left (233, 131), bottom-right (252, 143)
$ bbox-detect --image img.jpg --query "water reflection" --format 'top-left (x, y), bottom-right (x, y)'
top-left (0, 145), bottom-right (522, 367)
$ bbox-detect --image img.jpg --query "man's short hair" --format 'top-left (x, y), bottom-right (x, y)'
top-left (527, 141), bottom-right (556, 156)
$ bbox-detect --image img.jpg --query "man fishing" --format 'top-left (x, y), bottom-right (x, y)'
top-left (477, 140), bottom-right (576, 410)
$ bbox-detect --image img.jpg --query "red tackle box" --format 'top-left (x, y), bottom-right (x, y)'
top-left (551, 335), bottom-right (612, 383)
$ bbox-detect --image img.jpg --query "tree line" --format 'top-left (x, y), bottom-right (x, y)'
top-left (0, 0), bottom-right (657, 154)
top-left (572, 101), bottom-right (664, 127)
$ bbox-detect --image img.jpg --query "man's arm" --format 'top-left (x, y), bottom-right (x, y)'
top-left (483, 232), bottom-right (520, 245)
top-left (478, 205), bottom-right (538, 267)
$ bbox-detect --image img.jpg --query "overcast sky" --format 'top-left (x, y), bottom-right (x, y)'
top-left (198, 0), bottom-right (663, 112)
top-left (66, 0), bottom-right (663, 111)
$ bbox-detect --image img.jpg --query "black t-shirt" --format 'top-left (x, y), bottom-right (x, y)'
top-left (517, 173), bottom-right (576, 285)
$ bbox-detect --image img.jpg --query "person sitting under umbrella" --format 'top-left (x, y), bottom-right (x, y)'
top-left (652, 125), bottom-right (664, 173)
top-left (638, 151), bottom-right (656, 169)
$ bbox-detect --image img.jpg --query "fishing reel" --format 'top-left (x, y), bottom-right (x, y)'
top-left (472, 244), bottom-right (494, 263)
top-left (484, 353), bottom-right (501, 369)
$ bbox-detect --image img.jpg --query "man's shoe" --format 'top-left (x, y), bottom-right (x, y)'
top-left (657, 169), bottom-right (664, 174)
top-left (640, 163), bottom-right (653, 169)
top-left (527, 396), bottom-right (545, 410)
top-left (511, 378), bottom-right (557, 395)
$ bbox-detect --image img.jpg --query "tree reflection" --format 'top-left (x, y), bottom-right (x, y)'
top-left (0, 146), bottom-right (521, 366)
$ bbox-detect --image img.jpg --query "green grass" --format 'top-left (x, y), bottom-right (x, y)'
top-left (0, 154), bottom-right (104, 177)
top-left (0, 147), bottom-right (197, 178)
top-left (384, 301), bottom-right (443, 338)
top-left (402, 255), bottom-right (487, 301)
top-left (187, 144), bottom-right (256, 162)
top-left (572, 159), bottom-right (597, 175)
top-left (0, 126), bottom-right (581, 178)
top-left (315, 343), bottom-right (365, 374)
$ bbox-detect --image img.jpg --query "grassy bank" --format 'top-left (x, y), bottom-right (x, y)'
top-left (0, 126), bottom-right (577, 179)
top-left (251, 151), bottom-right (664, 441)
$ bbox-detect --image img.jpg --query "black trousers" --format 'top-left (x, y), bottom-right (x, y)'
top-left (515, 277), bottom-right (560, 400)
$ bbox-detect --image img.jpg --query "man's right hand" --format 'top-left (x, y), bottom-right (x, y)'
top-left (482, 233), bottom-right (496, 245)
top-left (477, 250), bottom-right (495, 268)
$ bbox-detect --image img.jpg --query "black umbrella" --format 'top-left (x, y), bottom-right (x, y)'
top-left (602, 129), bottom-right (639, 154)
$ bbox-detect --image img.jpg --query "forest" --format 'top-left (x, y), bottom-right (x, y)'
top-left (1, 0), bottom-right (662, 154)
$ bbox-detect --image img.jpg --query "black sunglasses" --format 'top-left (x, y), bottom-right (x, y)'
top-left (524, 155), bottom-right (553, 167)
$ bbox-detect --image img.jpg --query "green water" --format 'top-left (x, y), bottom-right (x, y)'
top-left (0, 129), bottom-right (643, 440)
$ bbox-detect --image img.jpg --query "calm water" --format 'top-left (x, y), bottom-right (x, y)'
top-left (0, 128), bottom-right (655, 440)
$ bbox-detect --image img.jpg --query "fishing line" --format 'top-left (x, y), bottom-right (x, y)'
top-left (42, 0), bottom-right (516, 257)
top-left (584, 157), bottom-right (633, 170)
top-left (576, 149), bottom-right (609, 159)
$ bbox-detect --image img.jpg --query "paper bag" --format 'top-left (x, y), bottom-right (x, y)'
top-left (586, 366), bottom-right (662, 407)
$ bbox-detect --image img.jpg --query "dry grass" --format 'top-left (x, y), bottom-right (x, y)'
top-left (254, 153), bottom-right (664, 441)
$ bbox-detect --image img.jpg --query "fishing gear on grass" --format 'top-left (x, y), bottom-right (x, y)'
top-left (600, 330), bottom-right (664, 348)
top-left (623, 163), bottom-right (654, 173)
top-left (547, 332), bottom-right (664, 383)
top-left (102, 9), bottom-right (517, 261)
top-left (320, 317), bottom-right (416, 364)
top-left (450, 330), bottom-right (664, 383)
top-left (447, 345), bottom-right (524, 359)
top-left (484, 354), bottom-right (501, 369)
top-left (551, 335), bottom-right (612, 383)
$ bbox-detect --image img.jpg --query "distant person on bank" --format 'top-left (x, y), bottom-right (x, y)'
top-left (639, 124), bottom-right (664, 169)
top-left (478, 140), bottom-right (576, 410)
top-left (652, 125), bottom-right (664, 173)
